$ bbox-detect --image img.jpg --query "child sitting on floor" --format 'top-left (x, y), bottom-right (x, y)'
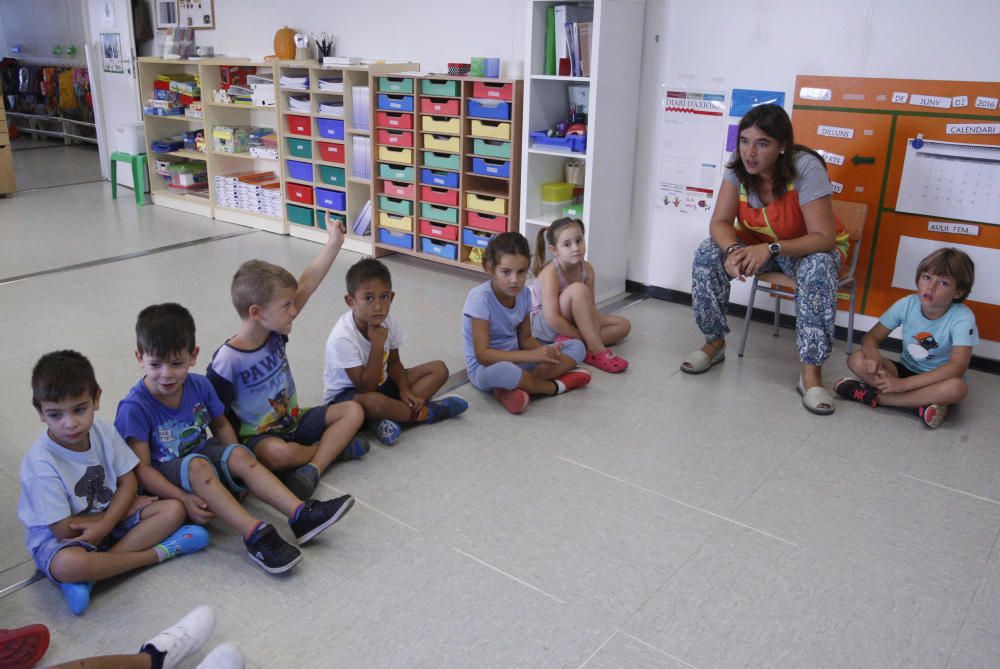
top-left (462, 232), bottom-right (591, 414)
top-left (323, 258), bottom-right (468, 445)
top-left (18, 351), bottom-right (208, 616)
top-left (835, 247), bottom-right (978, 428)
top-left (531, 217), bottom-right (631, 373)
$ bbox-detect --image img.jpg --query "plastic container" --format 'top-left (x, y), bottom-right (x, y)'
top-left (542, 199), bottom-right (573, 219)
top-left (421, 238), bottom-right (458, 260)
top-left (541, 182), bottom-right (575, 202)
top-left (286, 160), bottom-right (312, 182)
top-left (379, 228), bottom-right (414, 249)
top-left (115, 122), bottom-right (146, 154)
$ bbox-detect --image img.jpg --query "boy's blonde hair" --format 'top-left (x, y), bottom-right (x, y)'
top-left (231, 260), bottom-right (297, 318)
top-left (915, 247), bottom-right (975, 303)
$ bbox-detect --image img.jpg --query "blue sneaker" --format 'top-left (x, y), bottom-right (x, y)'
top-left (156, 524), bottom-right (211, 561)
top-left (59, 581), bottom-right (93, 616)
top-left (281, 463), bottom-right (320, 500)
top-left (374, 419), bottom-right (402, 446)
top-left (336, 434), bottom-right (370, 461)
top-left (425, 396), bottom-right (470, 424)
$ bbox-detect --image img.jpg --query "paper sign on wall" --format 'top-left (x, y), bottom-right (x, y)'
top-left (656, 87), bottom-right (727, 214)
top-left (729, 89), bottom-right (786, 118)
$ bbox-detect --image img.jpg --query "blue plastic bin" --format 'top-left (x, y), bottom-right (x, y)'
top-left (421, 238), bottom-right (458, 260)
top-left (529, 131), bottom-right (586, 153)
top-left (316, 118), bottom-right (344, 140)
top-left (462, 228), bottom-right (497, 249)
top-left (377, 94), bottom-right (414, 112)
top-left (379, 228), bottom-right (414, 249)
top-left (315, 187), bottom-right (346, 212)
top-left (420, 168), bottom-right (460, 189)
top-left (471, 157), bottom-right (510, 178)
top-left (286, 160), bottom-right (313, 182)
top-left (467, 99), bottom-right (511, 120)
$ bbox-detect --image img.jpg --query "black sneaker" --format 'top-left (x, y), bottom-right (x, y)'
top-left (336, 435), bottom-right (371, 462)
top-left (833, 377), bottom-right (878, 408)
top-left (289, 495), bottom-right (355, 544)
top-left (280, 464), bottom-right (320, 500)
top-left (244, 523), bottom-right (302, 574)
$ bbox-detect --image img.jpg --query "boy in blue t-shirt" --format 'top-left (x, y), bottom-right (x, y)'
top-left (19, 350), bottom-right (209, 616)
top-left (116, 303), bottom-right (355, 575)
top-left (835, 247), bottom-right (978, 428)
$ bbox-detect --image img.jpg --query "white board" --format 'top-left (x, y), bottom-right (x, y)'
top-left (891, 235), bottom-right (1000, 307)
top-left (895, 138), bottom-right (1000, 225)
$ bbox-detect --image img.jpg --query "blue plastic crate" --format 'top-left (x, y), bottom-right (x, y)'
top-left (529, 131), bottom-right (586, 153)
top-left (377, 94), bottom-right (414, 112)
top-left (316, 118), bottom-right (344, 140)
top-left (471, 157), bottom-right (510, 179)
top-left (421, 237), bottom-right (458, 260)
top-left (286, 160), bottom-right (313, 182)
top-left (467, 98), bottom-right (511, 121)
top-left (315, 187), bottom-right (346, 212)
top-left (379, 228), bottom-right (414, 249)
top-left (420, 168), bottom-right (459, 189)
top-left (462, 228), bottom-right (497, 249)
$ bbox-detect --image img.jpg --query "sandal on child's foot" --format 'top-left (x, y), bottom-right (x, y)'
top-left (59, 581), bottom-right (94, 616)
top-left (585, 348), bottom-right (628, 373)
top-left (554, 367), bottom-right (592, 394)
top-left (0, 623), bottom-right (50, 668)
top-left (492, 388), bottom-right (530, 414)
top-left (916, 403), bottom-right (948, 429)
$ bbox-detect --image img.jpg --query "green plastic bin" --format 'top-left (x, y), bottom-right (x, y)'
top-left (316, 164), bottom-right (345, 187)
top-left (420, 79), bottom-right (459, 97)
top-left (379, 195), bottom-right (414, 216)
top-left (378, 163), bottom-right (415, 182)
top-left (287, 204), bottom-right (314, 227)
top-left (422, 151), bottom-right (461, 171)
top-left (420, 202), bottom-right (459, 224)
top-left (286, 138), bottom-right (312, 159)
top-left (473, 139), bottom-right (512, 160)
top-left (378, 76), bottom-right (414, 94)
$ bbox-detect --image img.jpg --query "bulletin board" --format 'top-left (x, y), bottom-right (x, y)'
top-left (793, 76), bottom-right (1000, 340)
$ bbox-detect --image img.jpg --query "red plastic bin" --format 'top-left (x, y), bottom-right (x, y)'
top-left (466, 211), bottom-right (507, 233)
top-left (286, 183), bottom-right (314, 205)
top-left (377, 111), bottom-right (413, 129)
top-left (420, 185), bottom-right (459, 206)
top-left (383, 180), bottom-right (415, 199)
top-left (420, 219), bottom-right (459, 241)
top-left (377, 129), bottom-right (414, 147)
top-left (472, 81), bottom-right (513, 101)
top-left (286, 115), bottom-right (311, 136)
top-left (420, 97), bottom-right (460, 116)
top-left (317, 142), bottom-right (345, 164)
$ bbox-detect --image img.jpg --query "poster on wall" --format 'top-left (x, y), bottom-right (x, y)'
top-left (100, 33), bottom-right (123, 73)
top-left (655, 87), bottom-right (726, 214)
top-left (179, 0), bottom-right (214, 29)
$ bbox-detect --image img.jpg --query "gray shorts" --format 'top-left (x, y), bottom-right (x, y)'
top-left (157, 438), bottom-right (253, 494)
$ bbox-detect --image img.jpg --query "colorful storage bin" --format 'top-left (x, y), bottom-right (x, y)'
top-left (383, 180), bottom-right (415, 199)
top-left (379, 163), bottom-right (414, 182)
top-left (321, 212), bottom-right (347, 232)
top-left (316, 164), bottom-right (345, 187)
top-left (467, 99), bottom-right (511, 120)
top-left (286, 183), bottom-right (314, 205)
top-left (378, 77), bottom-right (414, 94)
top-left (466, 193), bottom-right (506, 215)
top-left (379, 211), bottom-right (413, 232)
top-left (423, 134), bottom-right (460, 153)
top-left (422, 151), bottom-right (461, 171)
top-left (529, 131), bottom-right (586, 153)
top-left (316, 187), bottom-right (346, 211)
top-left (421, 116), bottom-right (461, 135)
top-left (419, 219), bottom-right (459, 241)
top-left (378, 146), bottom-right (413, 164)
top-left (377, 111), bottom-right (413, 130)
top-left (286, 138), bottom-right (312, 159)
top-left (466, 211), bottom-right (508, 233)
top-left (378, 195), bottom-right (413, 216)
top-left (316, 118), bottom-right (345, 140)
top-left (472, 81), bottom-right (513, 101)
top-left (470, 120), bottom-right (511, 141)
top-left (286, 115), bottom-right (311, 136)
top-left (377, 129), bottom-right (414, 147)
top-left (420, 185), bottom-right (459, 206)
top-left (421, 238), bottom-right (458, 260)
top-left (286, 160), bottom-right (312, 182)
top-left (378, 228), bottom-right (414, 249)
top-left (377, 94), bottom-right (414, 112)
top-left (317, 141), bottom-right (345, 164)
top-left (420, 168), bottom-right (460, 189)
top-left (287, 203), bottom-right (314, 226)
top-left (420, 79), bottom-right (460, 97)
top-left (420, 97), bottom-right (460, 116)
top-left (463, 228), bottom-right (497, 249)
top-left (473, 139), bottom-right (512, 159)
top-left (420, 202), bottom-right (459, 224)
top-left (471, 157), bottom-right (511, 178)
top-left (315, 210), bottom-right (326, 229)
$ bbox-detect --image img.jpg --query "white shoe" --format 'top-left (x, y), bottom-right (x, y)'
top-left (142, 605), bottom-right (216, 669)
top-left (197, 641), bottom-right (245, 669)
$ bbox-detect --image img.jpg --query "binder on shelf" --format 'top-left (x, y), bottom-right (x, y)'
top-left (353, 199), bottom-right (372, 236)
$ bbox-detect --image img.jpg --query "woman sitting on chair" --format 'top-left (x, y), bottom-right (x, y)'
top-left (680, 104), bottom-right (849, 415)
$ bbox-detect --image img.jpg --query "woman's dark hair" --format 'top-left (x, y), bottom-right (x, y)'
top-left (726, 103), bottom-right (826, 202)
top-left (533, 217), bottom-right (585, 276)
top-left (482, 232), bottom-right (531, 271)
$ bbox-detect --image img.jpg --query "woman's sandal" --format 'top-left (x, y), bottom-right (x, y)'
top-left (680, 345), bottom-right (725, 374)
top-left (585, 348), bottom-right (629, 373)
top-left (796, 376), bottom-right (835, 415)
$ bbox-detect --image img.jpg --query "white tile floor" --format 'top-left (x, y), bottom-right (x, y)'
top-left (1, 180), bottom-right (998, 668)
top-left (10, 138), bottom-right (103, 191)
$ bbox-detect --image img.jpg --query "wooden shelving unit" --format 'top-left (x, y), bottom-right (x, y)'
top-left (370, 73), bottom-right (522, 273)
top-left (520, 0), bottom-right (646, 301)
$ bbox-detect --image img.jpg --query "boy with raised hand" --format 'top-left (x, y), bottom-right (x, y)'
top-left (116, 303), bottom-right (354, 575)
top-left (19, 351), bottom-right (209, 616)
top-left (323, 258), bottom-right (468, 445)
top-left (207, 226), bottom-right (367, 501)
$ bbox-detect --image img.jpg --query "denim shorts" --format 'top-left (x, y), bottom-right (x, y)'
top-left (157, 438), bottom-right (253, 494)
top-left (33, 509), bottom-right (143, 583)
top-left (245, 405), bottom-right (328, 450)
top-left (328, 379), bottom-right (400, 404)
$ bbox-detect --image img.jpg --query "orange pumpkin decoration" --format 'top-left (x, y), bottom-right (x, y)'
top-left (274, 26), bottom-right (296, 60)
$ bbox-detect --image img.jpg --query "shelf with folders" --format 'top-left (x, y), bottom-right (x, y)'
top-left (370, 73), bottom-right (522, 273)
top-left (276, 60), bottom-right (417, 252)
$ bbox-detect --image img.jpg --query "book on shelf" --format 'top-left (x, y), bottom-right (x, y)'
top-left (545, 4), bottom-right (594, 77)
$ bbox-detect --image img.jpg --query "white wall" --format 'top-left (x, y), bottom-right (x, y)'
top-left (627, 0), bottom-right (1000, 357)
top-left (140, 0), bottom-right (528, 75)
top-left (0, 0), bottom-right (88, 65)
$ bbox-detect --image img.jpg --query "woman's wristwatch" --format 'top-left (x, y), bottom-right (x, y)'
top-left (724, 243), bottom-right (743, 258)
top-left (768, 242), bottom-right (782, 256)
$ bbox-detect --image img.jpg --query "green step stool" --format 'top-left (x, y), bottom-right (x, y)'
top-left (110, 151), bottom-right (149, 205)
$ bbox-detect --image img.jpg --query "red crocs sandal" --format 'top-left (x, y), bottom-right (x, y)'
top-left (492, 388), bottom-right (531, 414)
top-left (585, 349), bottom-right (628, 373)
top-left (555, 367), bottom-right (592, 392)
top-left (0, 624), bottom-right (50, 669)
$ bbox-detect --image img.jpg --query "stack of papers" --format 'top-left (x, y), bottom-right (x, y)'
top-left (280, 74), bottom-right (309, 90)
top-left (318, 101), bottom-right (344, 116)
top-left (215, 171), bottom-right (281, 219)
top-left (351, 135), bottom-right (371, 180)
top-left (318, 78), bottom-right (344, 93)
top-left (288, 95), bottom-right (311, 112)
top-left (352, 86), bottom-right (370, 130)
